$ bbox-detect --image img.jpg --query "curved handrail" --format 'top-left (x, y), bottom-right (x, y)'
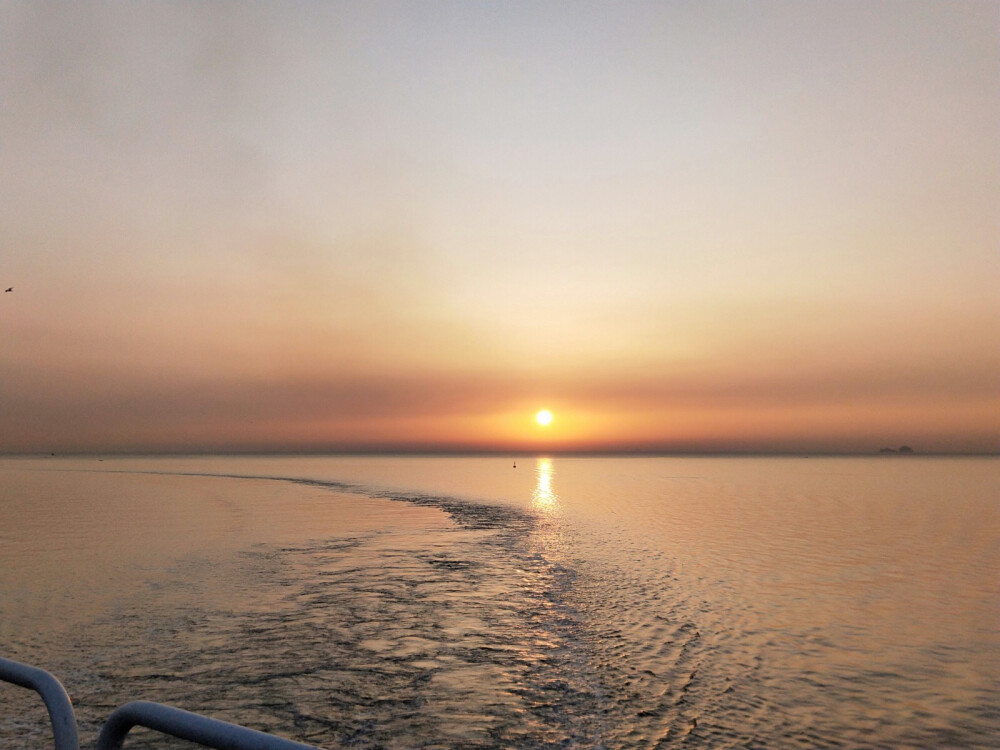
top-left (96, 700), bottom-right (323, 750)
top-left (0, 656), bottom-right (80, 750)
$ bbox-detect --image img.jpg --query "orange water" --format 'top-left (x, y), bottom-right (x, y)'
top-left (1, 455), bottom-right (997, 748)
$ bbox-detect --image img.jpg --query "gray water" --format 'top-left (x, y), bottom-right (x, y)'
top-left (1, 455), bottom-right (997, 748)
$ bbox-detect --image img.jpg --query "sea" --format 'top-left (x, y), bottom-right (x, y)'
top-left (0, 455), bottom-right (997, 749)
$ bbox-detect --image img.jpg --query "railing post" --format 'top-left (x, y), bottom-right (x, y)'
top-left (0, 656), bottom-right (80, 750)
top-left (96, 700), bottom-right (323, 750)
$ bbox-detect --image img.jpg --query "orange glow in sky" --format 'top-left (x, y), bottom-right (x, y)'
top-left (0, 2), bottom-right (997, 454)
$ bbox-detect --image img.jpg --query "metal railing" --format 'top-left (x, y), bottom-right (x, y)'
top-left (1, 658), bottom-right (323, 750)
top-left (0, 657), bottom-right (79, 750)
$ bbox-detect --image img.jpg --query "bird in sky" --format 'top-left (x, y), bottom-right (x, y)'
top-left (4, 288), bottom-right (11, 293)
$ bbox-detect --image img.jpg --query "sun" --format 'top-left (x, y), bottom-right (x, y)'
top-left (535, 409), bottom-right (553, 426)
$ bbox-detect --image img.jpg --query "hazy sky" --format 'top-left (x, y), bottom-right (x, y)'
top-left (1, 1), bottom-right (997, 453)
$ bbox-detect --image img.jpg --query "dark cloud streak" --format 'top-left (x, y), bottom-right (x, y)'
top-left (2, 361), bottom-right (996, 452)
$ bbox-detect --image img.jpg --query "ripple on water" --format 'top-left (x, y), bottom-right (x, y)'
top-left (3, 486), bottom-right (614, 749)
top-left (4, 461), bottom-right (997, 750)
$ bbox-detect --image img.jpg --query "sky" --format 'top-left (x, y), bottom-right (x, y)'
top-left (1, 1), bottom-right (997, 454)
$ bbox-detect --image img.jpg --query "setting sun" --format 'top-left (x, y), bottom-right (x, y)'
top-left (535, 409), bottom-right (553, 426)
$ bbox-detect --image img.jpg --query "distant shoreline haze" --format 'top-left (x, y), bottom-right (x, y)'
top-left (5, 447), bottom-right (998, 459)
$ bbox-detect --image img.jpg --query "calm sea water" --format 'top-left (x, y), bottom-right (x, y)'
top-left (1, 455), bottom-right (997, 749)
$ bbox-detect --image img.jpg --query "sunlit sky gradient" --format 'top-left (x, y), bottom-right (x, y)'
top-left (1, 1), bottom-right (997, 454)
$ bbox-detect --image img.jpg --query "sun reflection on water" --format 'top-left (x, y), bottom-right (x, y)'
top-left (532, 458), bottom-right (559, 512)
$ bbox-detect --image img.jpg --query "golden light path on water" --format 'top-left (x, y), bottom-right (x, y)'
top-left (532, 458), bottom-right (558, 511)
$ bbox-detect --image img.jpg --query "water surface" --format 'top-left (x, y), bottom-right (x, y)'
top-left (1, 455), bottom-right (997, 748)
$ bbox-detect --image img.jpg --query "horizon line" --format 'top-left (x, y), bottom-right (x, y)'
top-left (3, 448), bottom-right (997, 458)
